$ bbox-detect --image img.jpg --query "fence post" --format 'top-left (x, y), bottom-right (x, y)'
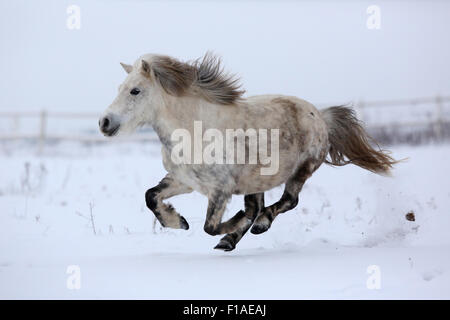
top-left (434, 95), bottom-right (443, 141)
top-left (38, 109), bottom-right (47, 154)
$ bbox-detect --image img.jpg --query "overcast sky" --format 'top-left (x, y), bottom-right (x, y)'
top-left (1, 0), bottom-right (449, 112)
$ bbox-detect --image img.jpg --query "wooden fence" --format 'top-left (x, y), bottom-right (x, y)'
top-left (0, 95), bottom-right (449, 150)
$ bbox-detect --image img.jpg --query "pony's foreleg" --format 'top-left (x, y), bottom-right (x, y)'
top-left (203, 193), bottom-right (231, 235)
top-left (214, 193), bottom-right (264, 251)
top-left (145, 174), bottom-right (193, 230)
top-left (203, 192), bottom-right (253, 236)
top-left (251, 161), bottom-right (315, 235)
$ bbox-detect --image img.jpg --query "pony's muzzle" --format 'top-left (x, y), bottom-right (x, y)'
top-left (99, 113), bottom-right (120, 137)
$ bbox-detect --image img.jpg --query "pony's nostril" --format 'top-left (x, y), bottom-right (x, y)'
top-left (103, 118), bottom-right (110, 129)
top-left (100, 117), bottom-right (110, 131)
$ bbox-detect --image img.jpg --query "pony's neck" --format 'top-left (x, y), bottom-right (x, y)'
top-left (151, 94), bottom-right (204, 150)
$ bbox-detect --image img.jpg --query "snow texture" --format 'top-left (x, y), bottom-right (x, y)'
top-left (0, 141), bottom-right (449, 299)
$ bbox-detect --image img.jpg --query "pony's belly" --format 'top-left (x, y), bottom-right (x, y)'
top-left (165, 164), bottom-right (212, 196)
top-left (163, 158), bottom-right (236, 196)
top-left (233, 179), bottom-right (285, 195)
top-left (233, 166), bottom-right (291, 195)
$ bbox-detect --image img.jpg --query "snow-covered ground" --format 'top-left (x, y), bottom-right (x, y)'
top-left (0, 141), bottom-right (449, 299)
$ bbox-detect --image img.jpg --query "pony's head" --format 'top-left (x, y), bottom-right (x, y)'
top-left (99, 53), bottom-right (244, 136)
top-left (99, 54), bottom-right (164, 136)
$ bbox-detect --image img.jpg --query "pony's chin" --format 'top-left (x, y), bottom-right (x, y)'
top-left (104, 126), bottom-right (120, 137)
top-left (110, 123), bottom-right (138, 137)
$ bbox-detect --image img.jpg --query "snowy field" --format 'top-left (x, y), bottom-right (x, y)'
top-left (0, 141), bottom-right (449, 299)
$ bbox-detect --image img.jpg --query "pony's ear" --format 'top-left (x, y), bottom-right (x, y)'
top-left (120, 62), bottom-right (133, 74)
top-left (141, 59), bottom-right (151, 74)
top-left (150, 56), bottom-right (195, 96)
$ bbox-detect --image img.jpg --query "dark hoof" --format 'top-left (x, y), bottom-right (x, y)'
top-left (214, 238), bottom-right (235, 251)
top-left (250, 223), bottom-right (269, 235)
top-left (179, 216), bottom-right (189, 230)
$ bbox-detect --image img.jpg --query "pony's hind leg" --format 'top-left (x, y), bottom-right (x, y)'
top-left (214, 193), bottom-right (264, 251)
top-left (251, 160), bottom-right (316, 235)
top-left (145, 174), bottom-right (193, 230)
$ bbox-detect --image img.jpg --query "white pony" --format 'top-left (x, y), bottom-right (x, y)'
top-left (100, 53), bottom-right (397, 251)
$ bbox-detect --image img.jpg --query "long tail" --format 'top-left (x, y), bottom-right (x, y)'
top-left (321, 105), bottom-right (398, 175)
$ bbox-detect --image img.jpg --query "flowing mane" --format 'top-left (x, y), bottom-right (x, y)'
top-left (151, 52), bottom-right (245, 105)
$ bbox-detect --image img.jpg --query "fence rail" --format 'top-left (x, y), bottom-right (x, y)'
top-left (1, 95), bottom-right (450, 149)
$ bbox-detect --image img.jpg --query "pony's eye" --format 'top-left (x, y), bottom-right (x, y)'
top-left (130, 88), bottom-right (140, 95)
